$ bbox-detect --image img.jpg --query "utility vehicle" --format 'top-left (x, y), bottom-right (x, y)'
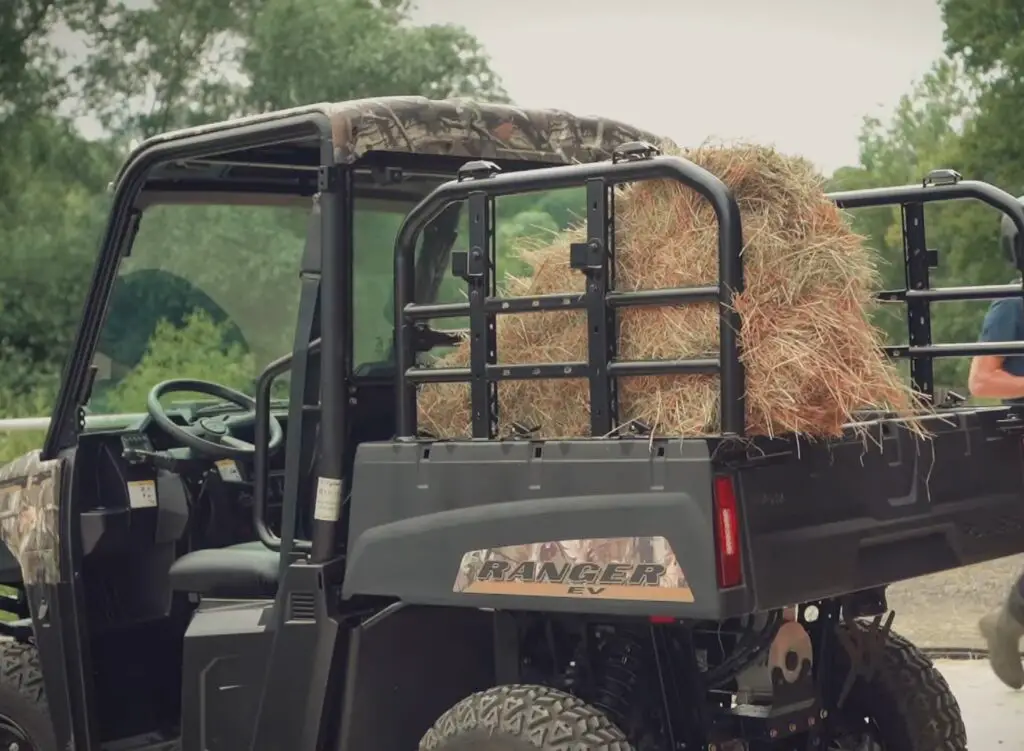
top-left (0, 96), bottom-right (1022, 751)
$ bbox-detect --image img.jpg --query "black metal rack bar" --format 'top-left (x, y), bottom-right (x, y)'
top-left (884, 342), bottom-right (1024, 357)
top-left (902, 203), bottom-right (934, 397)
top-left (828, 176), bottom-right (1024, 399)
top-left (607, 287), bottom-right (720, 307)
top-left (608, 359), bottom-right (720, 377)
top-left (401, 357), bottom-right (722, 385)
top-left (394, 162), bottom-right (1024, 439)
top-left (403, 285), bottom-right (720, 321)
top-left (877, 284), bottom-right (1024, 302)
top-left (392, 153), bottom-right (746, 439)
top-left (829, 180), bottom-right (1024, 228)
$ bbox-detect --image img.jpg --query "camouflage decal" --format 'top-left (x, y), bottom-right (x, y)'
top-left (454, 536), bottom-right (692, 602)
top-left (0, 450), bottom-right (62, 585)
top-left (326, 97), bottom-right (671, 166)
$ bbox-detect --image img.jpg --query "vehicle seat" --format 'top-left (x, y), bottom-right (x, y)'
top-left (168, 541), bottom-right (279, 598)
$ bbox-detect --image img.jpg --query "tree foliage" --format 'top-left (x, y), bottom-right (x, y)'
top-left (243, 0), bottom-right (508, 113)
top-left (828, 53), bottom-right (1014, 390)
top-left (71, 0), bottom-right (508, 139)
top-left (3, 1), bottom-right (1024, 463)
top-left (941, 0), bottom-right (1024, 187)
top-left (0, 0), bottom-right (513, 460)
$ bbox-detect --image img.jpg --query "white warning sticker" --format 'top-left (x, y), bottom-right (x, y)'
top-left (215, 459), bottom-right (243, 483)
top-left (314, 477), bottom-right (343, 522)
top-left (127, 480), bottom-right (157, 509)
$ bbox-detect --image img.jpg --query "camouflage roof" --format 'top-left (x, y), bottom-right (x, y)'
top-left (118, 96), bottom-right (669, 186)
top-left (322, 96), bottom-right (669, 165)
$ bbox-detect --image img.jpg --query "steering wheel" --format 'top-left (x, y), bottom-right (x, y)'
top-left (146, 379), bottom-right (284, 460)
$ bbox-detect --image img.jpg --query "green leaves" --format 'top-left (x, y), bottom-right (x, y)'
top-left (70, 0), bottom-right (253, 137)
top-left (940, 0), bottom-right (1024, 76)
top-left (834, 51), bottom-right (1020, 392)
top-left (70, 0), bottom-right (508, 138)
top-left (0, 0), bottom-right (510, 465)
top-left (93, 310), bottom-right (256, 414)
top-left (242, 0), bottom-right (507, 112)
top-left (940, 0), bottom-right (1024, 187)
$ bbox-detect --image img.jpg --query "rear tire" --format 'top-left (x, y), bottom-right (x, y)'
top-left (829, 623), bottom-right (966, 750)
top-left (418, 684), bottom-right (632, 751)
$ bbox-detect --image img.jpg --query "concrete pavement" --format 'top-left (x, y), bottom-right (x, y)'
top-left (940, 658), bottom-right (1024, 749)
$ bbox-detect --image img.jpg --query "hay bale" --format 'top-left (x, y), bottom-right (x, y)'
top-left (418, 143), bottom-right (917, 439)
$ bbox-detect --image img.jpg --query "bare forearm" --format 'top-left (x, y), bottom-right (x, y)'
top-left (969, 369), bottom-right (1024, 399)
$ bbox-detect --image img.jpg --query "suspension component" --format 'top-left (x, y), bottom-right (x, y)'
top-left (591, 630), bottom-right (650, 731)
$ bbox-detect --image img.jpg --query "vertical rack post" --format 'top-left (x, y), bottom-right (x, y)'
top-left (902, 202), bottom-right (934, 399)
top-left (607, 180), bottom-right (619, 430)
top-left (717, 185), bottom-right (746, 437)
top-left (571, 178), bottom-right (616, 435)
top-left (465, 190), bottom-right (499, 438)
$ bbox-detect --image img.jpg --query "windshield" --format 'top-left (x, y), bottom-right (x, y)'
top-left (89, 202), bottom-right (310, 415)
top-left (86, 181), bottom-right (568, 417)
top-left (87, 196), bottom-right (450, 416)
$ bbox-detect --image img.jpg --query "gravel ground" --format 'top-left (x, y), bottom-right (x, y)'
top-left (887, 554), bottom-right (1024, 649)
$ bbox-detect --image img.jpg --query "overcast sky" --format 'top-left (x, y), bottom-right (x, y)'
top-left (410, 0), bottom-right (947, 172)
top-left (58, 0), bottom-right (947, 174)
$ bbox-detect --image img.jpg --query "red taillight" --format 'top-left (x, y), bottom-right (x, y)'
top-left (713, 475), bottom-right (743, 588)
top-left (649, 616), bottom-right (675, 624)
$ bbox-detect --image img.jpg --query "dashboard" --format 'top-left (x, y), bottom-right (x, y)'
top-left (76, 405), bottom-right (290, 559)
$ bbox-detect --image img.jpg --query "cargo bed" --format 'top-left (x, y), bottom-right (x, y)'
top-left (731, 406), bottom-right (1024, 610)
top-left (343, 405), bottom-right (1024, 619)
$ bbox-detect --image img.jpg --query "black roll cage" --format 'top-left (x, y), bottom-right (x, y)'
top-left (392, 153), bottom-right (1024, 442)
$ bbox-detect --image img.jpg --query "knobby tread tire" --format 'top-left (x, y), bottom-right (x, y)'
top-left (836, 623), bottom-right (967, 751)
top-left (0, 642), bottom-right (45, 704)
top-left (419, 684), bottom-right (632, 751)
top-left (0, 641), bottom-right (56, 751)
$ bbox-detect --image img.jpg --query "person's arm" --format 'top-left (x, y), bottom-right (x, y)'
top-left (968, 300), bottom-right (1024, 399)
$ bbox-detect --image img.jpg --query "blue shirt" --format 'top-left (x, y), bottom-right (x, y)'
top-left (979, 298), bottom-right (1024, 403)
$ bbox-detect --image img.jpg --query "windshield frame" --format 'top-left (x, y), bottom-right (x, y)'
top-left (42, 114), bottom-right (333, 459)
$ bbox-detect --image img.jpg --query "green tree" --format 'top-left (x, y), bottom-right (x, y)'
top-left (940, 0), bottom-right (1024, 187)
top-left (829, 57), bottom-right (1001, 390)
top-left (1, 0), bottom-right (108, 122)
top-left (243, 0), bottom-right (508, 112)
top-left (0, 387), bottom-right (53, 463)
top-left (0, 119), bottom-right (114, 395)
top-left (72, 0), bottom-right (507, 139)
top-left (99, 310), bottom-right (255, 414)
top-left (0, 0), bottom-right (510, 464)
top-left (70, 0), bottom-right (254, 137)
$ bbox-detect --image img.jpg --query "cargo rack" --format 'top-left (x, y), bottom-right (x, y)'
top-left (392, 145), bottom-right (1024, 440)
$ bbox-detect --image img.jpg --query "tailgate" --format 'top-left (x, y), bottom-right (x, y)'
top-left (345, 438), bottom-right (754, 620)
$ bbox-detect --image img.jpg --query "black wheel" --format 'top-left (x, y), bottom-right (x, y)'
top-left (0, 643), bottom-right (55, 751)
top-left (825, 623), bottom-right (966, 751)
top-left (419, 684), bottom-right (632, 751)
